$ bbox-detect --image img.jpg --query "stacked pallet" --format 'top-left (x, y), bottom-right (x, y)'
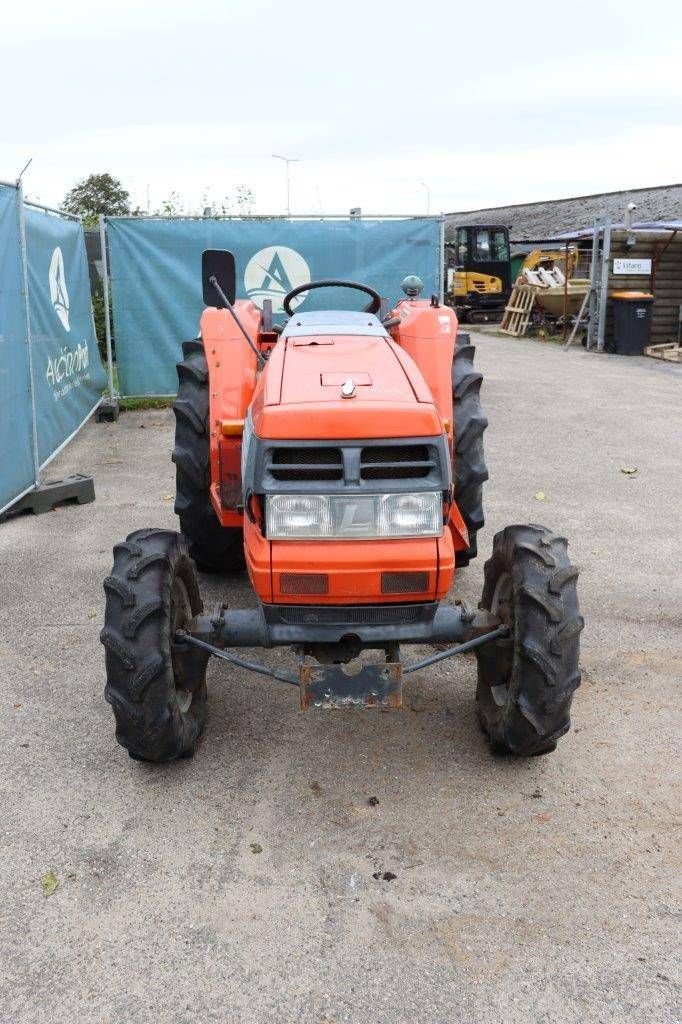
top-left (644, 342), bottom-right (681, 362)
top-left (500, 283), bottom-right (537, 336)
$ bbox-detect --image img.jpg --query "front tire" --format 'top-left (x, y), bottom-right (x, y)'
top-left (100, 529), bottom-right (208, 762)
top-left (172, 339), bottom-right (245, 573)
top-left (452, 338), bottom-right (488, 566)
top-left (475, 524), bottom-right (584, 756)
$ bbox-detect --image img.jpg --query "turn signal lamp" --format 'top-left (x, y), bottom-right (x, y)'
top-left (221, 419), bottom-right (244, 436)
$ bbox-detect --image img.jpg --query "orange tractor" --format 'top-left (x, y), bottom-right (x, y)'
top-left (101, 252), bottom-right (583, 762)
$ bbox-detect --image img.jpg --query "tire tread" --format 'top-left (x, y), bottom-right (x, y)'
top-left (476, 523), bottom-right (583, 756)
top-left (100, 530), bottom-right (208, 762)
top-left (452, 342), bottom-right (488, 567)
top-left (172, 342), bottom-right (245, 573)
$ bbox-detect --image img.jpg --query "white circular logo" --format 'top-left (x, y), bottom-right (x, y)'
top-left (49, 246), bottom-right (70, 332)
top-left (244, 245), bottom-right (310, 313)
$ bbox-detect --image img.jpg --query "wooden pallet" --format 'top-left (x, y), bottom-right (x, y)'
top-left (500, 284), bottom-right (536, 337)
top-left (644, 342), bottom-right (681, 362)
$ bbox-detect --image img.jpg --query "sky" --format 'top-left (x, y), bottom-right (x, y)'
top-left (1, 0), bottom-right (681, 216)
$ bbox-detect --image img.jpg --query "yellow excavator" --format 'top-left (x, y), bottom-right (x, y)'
top-left (520, 247), bottom-right (580, 279)
top-left (445, 225), bottom-right (512, 322)
top-left (445, 226), bottom-right (581, 323)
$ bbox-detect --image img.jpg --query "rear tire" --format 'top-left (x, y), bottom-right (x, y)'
top-left (172, 339), bottom-right (245, 573)
top-left (452, 338), bottom-right (488, 567)
top-left (475, 524), bottom-right (584, 756)
top-left (100, 529), bottom-right (209, 762)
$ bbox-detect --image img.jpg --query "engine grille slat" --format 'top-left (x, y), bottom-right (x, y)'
top-left (269, 446), bottom-right (343, 482)
top-left (262, 441), bottom-right (444, 488)
top-left (360, 444), bottom-right (434, 481)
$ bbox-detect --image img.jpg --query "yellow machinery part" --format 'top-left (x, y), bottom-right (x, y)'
top-left (448, 270), bottom-right (503, 298)
top-left (520, 248), bottom-right (579, 278)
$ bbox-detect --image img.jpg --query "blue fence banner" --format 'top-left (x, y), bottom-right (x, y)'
top-left (25, 207), bottom-right (105, 467)
top-left (0, 184), bottom-right (35, 513)
top-left (0, 183), bottom-right (105, 515)
top-left (107, 217), bottom-right (442, 396)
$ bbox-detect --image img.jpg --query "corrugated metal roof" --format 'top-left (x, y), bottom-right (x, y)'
top-left (445, 184), bottom-right (682, 240)
top-left (556, 221), bottom-right (682, 240)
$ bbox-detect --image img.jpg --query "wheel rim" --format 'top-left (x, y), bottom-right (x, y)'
top-left (490, 571), bottom-right (514, 707)
top-left (170, 573), bottom-right (194, 714)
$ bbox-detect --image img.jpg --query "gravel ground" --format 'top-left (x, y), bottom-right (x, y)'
top-left (0, 334), bottom-right (680, 1024)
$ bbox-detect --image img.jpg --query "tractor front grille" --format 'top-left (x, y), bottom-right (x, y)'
top-left (269, 446), bottom-right (343, 482)
top-left (276, 604), bottom-right (425, 626)
top-left (360, 444), bottom-right (435, 481)
top-left (255, 438), bottom-right (448, 493)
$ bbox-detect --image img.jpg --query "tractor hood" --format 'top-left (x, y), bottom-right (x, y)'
top-left (252, 311), bottom-right (442, 440)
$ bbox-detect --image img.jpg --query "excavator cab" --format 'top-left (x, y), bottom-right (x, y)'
top-left (445, 224), bottom-right (512, 322)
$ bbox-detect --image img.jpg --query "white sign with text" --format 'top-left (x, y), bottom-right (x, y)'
top-left (613, 258), bottom-right (652, 275)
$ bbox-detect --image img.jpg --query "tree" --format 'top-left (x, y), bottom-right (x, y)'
top-left (155, 185), bottom-right (257, 217)
top-left (235, 185), bottom-right (255, 216)
top-left (62, 174), bottom-right (130, 356)
top-left (62, 173), bottom-right (130, 226)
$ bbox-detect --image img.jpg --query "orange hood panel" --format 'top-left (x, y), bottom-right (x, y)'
top-left (252, 333), bottom-right (442, 440)
top-left (281, 335), bottom-right (415, 405)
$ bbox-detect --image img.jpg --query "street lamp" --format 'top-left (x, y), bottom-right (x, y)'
top-left (272, 154), bottom-right (299, 217)
top-left (420, 182), bottom-right (430, 215)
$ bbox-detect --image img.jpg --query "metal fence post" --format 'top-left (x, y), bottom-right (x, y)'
top-left (16, 180), bottom-right (40, 488)
top-left (439, 215), bottom-right (445, 303)
top-left (99, 215), bottom-right (116, 398)
top-left (597, 217), bottom-right (612, 353)
top-left (586, 219), bottom-right (599, 350)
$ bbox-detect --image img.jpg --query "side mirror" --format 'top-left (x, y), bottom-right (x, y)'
top-left (202, 249), bottom-right (236, 308)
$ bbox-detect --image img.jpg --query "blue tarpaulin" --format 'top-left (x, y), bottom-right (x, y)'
top-left (0, 184), bottom-right (35, 513)
top-left (107, 217), bottom-right (442, 396)
top-left (0, 182), bottom-right (105, 515)
top-left (25, 206), bottom-right (105, 466)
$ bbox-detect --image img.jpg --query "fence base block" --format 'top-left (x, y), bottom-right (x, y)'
top-left (96, 398), bottom-right (120, 423)
top-left (0, 474), bottom-right (95, 522)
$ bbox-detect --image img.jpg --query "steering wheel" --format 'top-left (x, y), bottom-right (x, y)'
top-left (282, 279), bottom-right (382, 317)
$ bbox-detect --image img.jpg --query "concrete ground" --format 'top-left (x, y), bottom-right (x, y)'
top-left (0, 334), bottom-right (680, 1024)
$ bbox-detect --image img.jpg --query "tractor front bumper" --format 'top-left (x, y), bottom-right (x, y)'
top-left (176, 601), bottom-right (506, 710)
top-left (186, 601), bottom-right (478, 650)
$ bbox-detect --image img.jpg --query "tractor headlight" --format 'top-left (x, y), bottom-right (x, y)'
top-left (266, 495), bottom-right (332, 538)
top-left (378, 493), bottom-right (441, 536)
top-left (266, 492), bottom-right (441, 540)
